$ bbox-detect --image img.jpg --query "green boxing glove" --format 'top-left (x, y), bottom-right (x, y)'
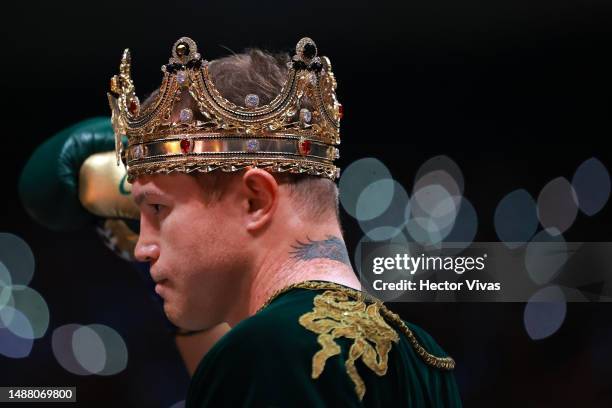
top-left (19, 117), bottom-right (140, 260)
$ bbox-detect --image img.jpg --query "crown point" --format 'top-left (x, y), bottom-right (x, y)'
top-left (171, 37), bottom-right (199, 63)
top-left (120, 49), bottom-right (132, 76)
top-left (296, 37), bottom-right (318, 63)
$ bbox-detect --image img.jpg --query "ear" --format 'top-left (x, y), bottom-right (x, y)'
top-left (240, 168), bottom-right (279, 232)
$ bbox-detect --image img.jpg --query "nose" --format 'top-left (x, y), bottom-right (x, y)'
top-left (134, 236), bottom-right (160, 262)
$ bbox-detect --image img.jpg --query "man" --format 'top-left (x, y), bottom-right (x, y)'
top-left (112, 36), bottom-right (461, 407)
top-left (24, 36), bottom-right (461, 406)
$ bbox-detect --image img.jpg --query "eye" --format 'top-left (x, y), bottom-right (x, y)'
top-left (149, 204), bottom-right (163, 214)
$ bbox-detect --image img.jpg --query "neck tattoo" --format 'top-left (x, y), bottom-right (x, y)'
top-left (289, 235), bottom-right (351, 266)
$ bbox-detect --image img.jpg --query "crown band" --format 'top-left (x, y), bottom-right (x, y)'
top-left (127, 159), bottom-right (339, 182)
top-left (127, 136), bottom-right (339, 163)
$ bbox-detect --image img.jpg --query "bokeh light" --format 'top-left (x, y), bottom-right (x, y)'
top-left (537, 177), bottom-right (578, 235)
top-left (524, 285), bottom-right (567, 340)
top-left (5, 285), bottom-right (49, 339)
top-left (72, 325), bottom-right (107, 374)
top-left (494, 189), bottom-right (538, 248)
top-left (0, 312), bottom-right (34, 359)
top-left (52, 323), bottom-right (128, 376)
top-left (411, 184), bottom-right (454, 219)
top-left (0, 306), bottom-right (34, 343)
top-left (0, 233), bottom-right (35, 286)
top-left (414, 155), bottom-right (464, 196)
top-left (414, 170), bottom-right (462, 201)
top-left (438, 197), bottom-right (478, 255)
top-left (408, 184), bottom-right (458, 244)
top-left (406, 217), bottom-right (444, 247)
top-left (0, 262), bottom-right (12, 310)
top-left (89, 324), bottom-right (128, 376)
top-left (525, 228), bottom-right (568, 285)
top-left (359, 181), bottom-right (410, 239)
top-left (572, 157), bottom-right (610, 216)
top-left (405, 157), bottom-right (471, 250)
top-left (430, 195), bottom-right (461, 232)
top-left (53, 324), bottom-right (92, 376)
top-left (339, 158), bottom-right (392, 218)
top-left (355, 178), bottom-right (395, 221)
top-left (0, 233), bottom-right (50, 361)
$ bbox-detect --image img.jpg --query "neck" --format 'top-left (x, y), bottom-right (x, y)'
top-left (225, 231), bottom-right (361, 326)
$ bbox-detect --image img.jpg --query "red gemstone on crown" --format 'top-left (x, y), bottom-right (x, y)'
top-left (180, 138), bottom-right (191, 154)
top-left (128, 99), bottom-right (138, 115)
top-left (338, 104), bottom-right (343, 120)
top-left (298, 139), bottom-right (311, 156)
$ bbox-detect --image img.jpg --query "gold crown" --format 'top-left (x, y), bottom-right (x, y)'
top-left (107, 36), bottom-right (342, 182)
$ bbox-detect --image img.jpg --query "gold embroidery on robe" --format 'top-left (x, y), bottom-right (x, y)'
top-left (298, 289), bottom-right (400, 401)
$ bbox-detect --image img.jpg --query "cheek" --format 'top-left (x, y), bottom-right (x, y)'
top-left (159, 205), bottom-right (225, 264)
top-left (158, 200), bottom-right (249, 289)
top-left (158, 207), bottom-right (204, 263)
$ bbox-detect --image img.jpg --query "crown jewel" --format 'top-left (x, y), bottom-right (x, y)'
top-left (107, 36), bottom-right (342, 182)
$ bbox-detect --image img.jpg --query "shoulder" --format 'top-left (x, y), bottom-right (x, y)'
top-left (187, 288), bottom-right (359, 407)
top-left (203, 288), bottom-right (321, 363)
top-left (187, 286), bottom-right (462, 407)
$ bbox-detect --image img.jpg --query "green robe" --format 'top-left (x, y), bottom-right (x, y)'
top-left (186, 281), bottom-right (462, 407)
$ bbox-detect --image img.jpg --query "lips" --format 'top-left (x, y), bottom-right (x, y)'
top-left (154, 279), bottom-right (168, 296)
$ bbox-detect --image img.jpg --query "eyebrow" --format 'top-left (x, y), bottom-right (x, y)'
top-left (133, 191), bottom-right (166, 206)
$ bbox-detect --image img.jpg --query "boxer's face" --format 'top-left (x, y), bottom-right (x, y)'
top-left (132, 173), bottom-right (250, 331)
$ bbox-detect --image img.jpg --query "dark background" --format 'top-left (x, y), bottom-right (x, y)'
top-left (1, 0), bottom-right (612, 406)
